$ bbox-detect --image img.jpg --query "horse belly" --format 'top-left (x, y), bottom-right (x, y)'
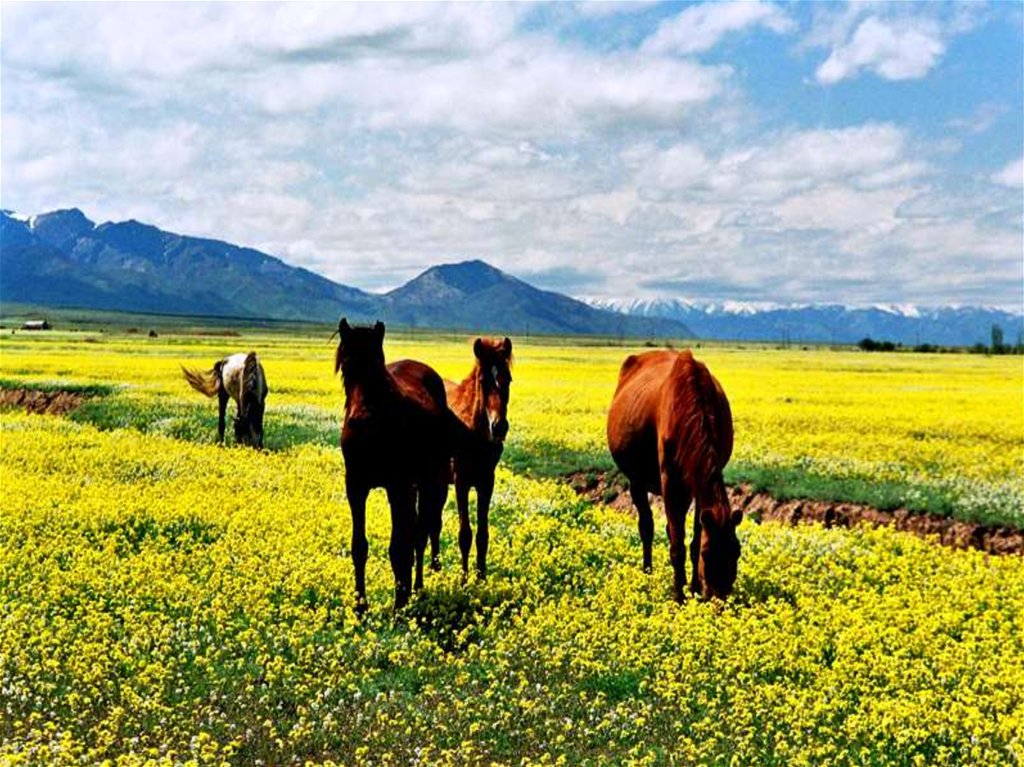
top-left (608, 389), bottom-right (662, 495)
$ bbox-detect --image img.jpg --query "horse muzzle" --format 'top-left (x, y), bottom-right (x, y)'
top-left (491, 418), bottom-right (509, 442)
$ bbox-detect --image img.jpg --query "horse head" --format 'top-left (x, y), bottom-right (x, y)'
top-left (696, 487), bottom-right (743, 600)
top-left (335, 318), bottom-right (386, 382)
top-left (473, 336), bottom-right (513, 443)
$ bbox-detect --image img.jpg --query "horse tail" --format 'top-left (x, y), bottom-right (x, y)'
top-left (182, 362), bottom-right (222, 398)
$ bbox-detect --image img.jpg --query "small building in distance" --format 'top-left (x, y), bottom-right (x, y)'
top-left (22, 319), bottom-right (51, 331)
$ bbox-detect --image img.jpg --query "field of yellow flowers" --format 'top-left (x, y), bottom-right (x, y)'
top-left (1, 329), bottom-right (1022, 765)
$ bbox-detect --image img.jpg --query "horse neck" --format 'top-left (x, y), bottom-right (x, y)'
top-left (240, 358), bottom-right (264, 412)
top-left (343, 364), bottom-right (395, 414)
top-left (450, 363), bottom-right (486, 429)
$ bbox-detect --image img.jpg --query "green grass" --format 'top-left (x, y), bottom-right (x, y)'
top-left (0, 377), bottom-right (119, 397)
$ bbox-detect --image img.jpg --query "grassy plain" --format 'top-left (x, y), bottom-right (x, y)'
top-left (1, 326), bottom-right (1022, 765)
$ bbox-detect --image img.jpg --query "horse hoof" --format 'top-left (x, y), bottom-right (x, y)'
top-left (430, 559), bottom-right (442, 573)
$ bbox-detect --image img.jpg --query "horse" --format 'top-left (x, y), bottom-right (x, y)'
top-left (182, 352), bottom-right (269, 448)
top-left (606, 349), bottom-right (740, 602)
top-left (335, 319), bottom-right (452, 613)
top-left (439, 337), bottom-right (513, 579)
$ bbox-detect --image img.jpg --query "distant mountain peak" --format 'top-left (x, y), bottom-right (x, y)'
top-left (396, 259), bottom-right (510, 300)
top-left (29, 208), bottom-right (95, 251)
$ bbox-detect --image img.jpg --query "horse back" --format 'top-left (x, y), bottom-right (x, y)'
top-left (608, 351), bottom-right (680, 492)
top-left (387, 359), bottom-right (447, 414)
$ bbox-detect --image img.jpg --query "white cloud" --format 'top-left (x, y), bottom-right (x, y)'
top-left (642, 1), bottom-right (794, 55)
top-left (991, 157), bottom-right (1023, 188)
top-left (1, 3), bottom-right (1020, 307)
top-left (816, 16), bottom-right (945, 84)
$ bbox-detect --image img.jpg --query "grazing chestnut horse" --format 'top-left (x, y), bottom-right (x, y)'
top-left (182, 352), bottom-right (269, 448)
top-left (335, 319), bottom-right (451, 612)
top-left (440, 337), bottom-right (513, 579)
top-left (607, 349), bottom-right (740, 601)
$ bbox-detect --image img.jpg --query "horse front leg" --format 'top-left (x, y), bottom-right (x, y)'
top-left (455, 475), bottom-right (472, 579)
top-left (661, 472), bottom-right (691, 604)
top-left (475, 472), bottom-right (494, 580)
top-left (629, 483), bottom-right (655, 574)
top-left (347, 480), bottom-right (370, 616)
top-left (386, 485), bottom-right (416, 611)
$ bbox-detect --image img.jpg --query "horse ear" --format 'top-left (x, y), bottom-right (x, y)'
top-left (731, 508), bottom-right (743, 527)
top-left (502, 337), bottom-right (513, 358)
top-left (373, 321), bottom-right (385, 342)
top-left (473, 338), bottom-right (485, 359)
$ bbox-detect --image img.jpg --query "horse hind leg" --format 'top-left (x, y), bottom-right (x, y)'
top-left (629, 482), bottom-right (655, 574)
top-left (413, 487), bottom-right (427, 592)
top-left (386, 485), bottom-right (416, 611)
top-left (689, 507), bottom-right (702, 596)
top-left (429, 484), bottom-right (446, 573)
top-left (217, 389), bottom-right (229, 444)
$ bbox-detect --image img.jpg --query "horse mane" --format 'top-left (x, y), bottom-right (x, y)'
top-left (240, 352), bottom-right (262, 412)
top-left (669, 352), bottom-right (725, 508)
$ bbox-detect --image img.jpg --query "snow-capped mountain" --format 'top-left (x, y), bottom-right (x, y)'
top-left (584, 297), bottom-right (1023, 347)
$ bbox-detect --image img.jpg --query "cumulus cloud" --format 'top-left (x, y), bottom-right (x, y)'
top-left (991, 157), bottom-right (1023, 188)
top-left (808, 3), bottom-right (989, 86)
top-left (816, 16), bottom-right (945, 84)
top-left (642, 1), bottom-right (794, 55)
top-left (1, 3), bottom-right (1020, 307)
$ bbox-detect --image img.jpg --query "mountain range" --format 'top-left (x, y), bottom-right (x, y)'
top-left (0, 209), bottom-right (688, 337)
top-left (3, 208), bottom-right (1019, 345)
top-left (585, 298), bottom-right (1023, 348)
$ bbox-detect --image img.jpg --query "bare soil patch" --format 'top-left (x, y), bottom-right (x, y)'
top-left (0, 388), bottom-right (86, 416)
top-left (566, 470), bottom-right (1023, 557)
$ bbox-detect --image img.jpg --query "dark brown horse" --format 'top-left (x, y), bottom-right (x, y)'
top-left (183, 352), bottom-right (268, 448)
top-left (607, 349), bottom-right (739, 601)
top-left (440, 337), bottom-right (513, 579)
top-left (335, 319), bottom-right (451, 612)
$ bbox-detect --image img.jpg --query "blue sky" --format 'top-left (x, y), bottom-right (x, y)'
top-left (2, 1), bottom-right (1021, 308)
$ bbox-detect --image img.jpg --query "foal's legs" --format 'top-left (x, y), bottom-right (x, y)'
top-left (217, 389), bottom-right (229, 443)
top-left (455, 477), bottom-right (473, 578)
top-left (386, 485), bottom-right (416, 611)
top-left (630, 482), bottom-right (655, 574)
top-left (661, 472), bottom-right (692, 604)
top-left (347, 480), bottom-right (370, 616)
top-left (475, 473), bottom-right (494, 579)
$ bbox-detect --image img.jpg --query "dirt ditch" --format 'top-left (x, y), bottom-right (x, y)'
top-left (566, 470), bottom-right (1023, 557)
top-left (0, 388), bottom-right (86, 416)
